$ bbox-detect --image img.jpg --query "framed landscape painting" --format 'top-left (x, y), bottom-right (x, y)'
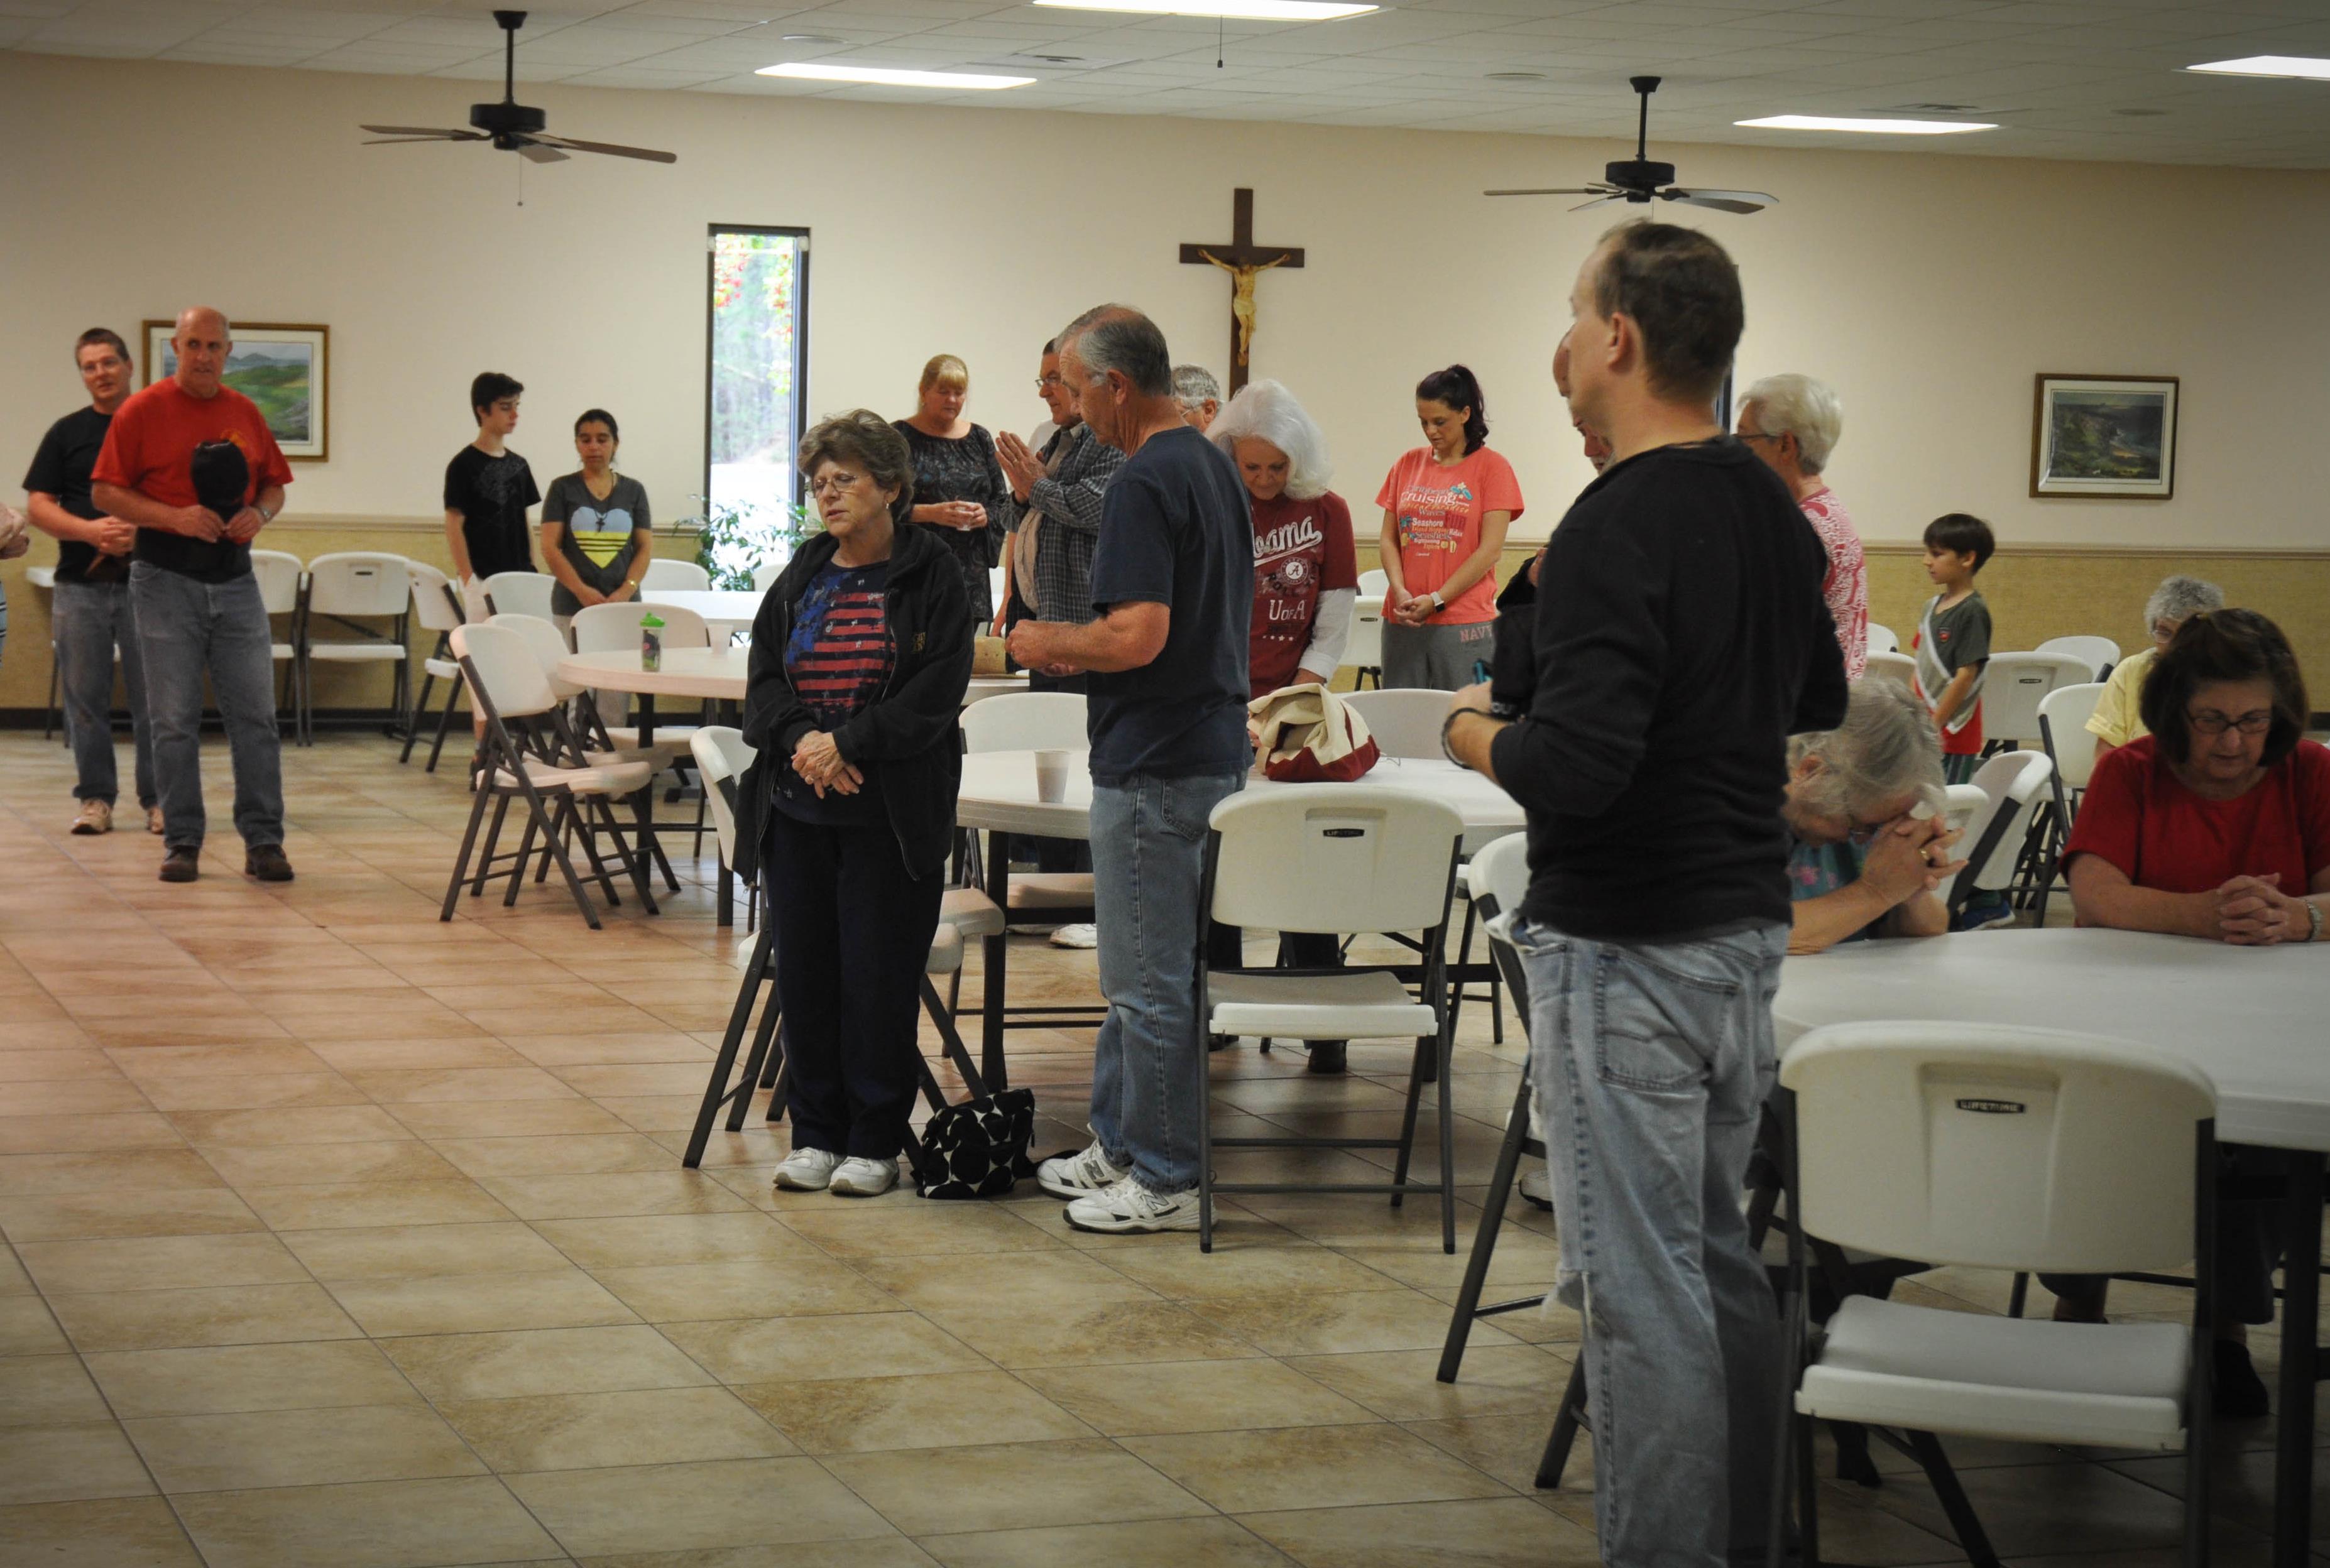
top-left (2030, 374), bottom-right (2175, 498)
top-left (143, 320), bottom-right (329, 461)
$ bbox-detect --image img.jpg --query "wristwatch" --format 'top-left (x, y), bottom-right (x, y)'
top-left (2307, 900), bottom-right (2324, 944)
top-left (1428, 590), bottom-right (1444, 610)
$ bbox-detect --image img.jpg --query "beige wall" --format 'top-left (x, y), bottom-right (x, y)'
top-left (4, 51), bottom-right (2328, 710)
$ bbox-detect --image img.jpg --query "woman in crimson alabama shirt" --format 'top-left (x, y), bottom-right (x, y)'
top-left (1208, 381), bottom-right (1359, 698)
top-left (2064, 609), bottom-right (2330, 946)
top-left (1376, 365), bottom-right (1523, 689)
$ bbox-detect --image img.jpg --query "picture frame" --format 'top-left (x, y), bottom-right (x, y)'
top-left (2030, 374), bottom-right (2175, 499)
top-left (142, 320), bottom-right (330, 462)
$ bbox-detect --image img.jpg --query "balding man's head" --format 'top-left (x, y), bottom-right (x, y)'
top-left (171, 308), bottom-right (231, 399)
top-left (1055, 305), bottom-right (1174, 454)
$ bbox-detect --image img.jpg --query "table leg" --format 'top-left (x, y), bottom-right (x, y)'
top-left (2273, 1152), bottom-right (2322, 1568)
top-left (982, 827), bottom-right (1010, 1092)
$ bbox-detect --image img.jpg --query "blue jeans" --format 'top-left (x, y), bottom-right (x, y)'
top-left (1508, 917), bottom-right (1788, 1568)
top-left (131, 563), bottom-right (284, 852)
top-left (54, 577), bottom-right (156, 808)
top-left (1088, 770), bottom-right (1244, 1195)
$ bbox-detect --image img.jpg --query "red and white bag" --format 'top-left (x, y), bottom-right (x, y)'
top-left (1248, 683), bottom-right (1381, 783)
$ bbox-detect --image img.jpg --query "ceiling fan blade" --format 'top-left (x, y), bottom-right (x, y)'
top-left (359, 124), bottom-right (481, 138)
top-left (528, 133), bottom-right (677, 165)
top-left (518, 141), bottom-right (570, 163)
top-left (1483, 187), bottom-right (1607, 198)
top-left (1661, 188), bottom-right (1778, 214)
top-left (363, 136), bottom-right (471, 146)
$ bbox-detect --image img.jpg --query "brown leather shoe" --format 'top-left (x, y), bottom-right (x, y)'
top-left (158, 847), bottom-right (200, 883)
top-left (244, 845), bottom-right (295, 883)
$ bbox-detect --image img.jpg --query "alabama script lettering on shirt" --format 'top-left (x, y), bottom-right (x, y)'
top-left (1255, 511), bottom-right (1325, 621)
top-left (1397, 480), bottom-right (1475, 553)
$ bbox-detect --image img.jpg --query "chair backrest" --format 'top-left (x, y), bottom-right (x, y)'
top-left (2038, 634), bottom-right (2121, 682)
top-left (1342, 597), bottom-right (1384, 672)
top-left (642, 557), bottom-right (711, 592)
top-left (249, 549), bottom-right (304, 616)
top-left (1861, 650), bottom-right (1917, 694)
top-left (2038, 683), bottom-right (2106, 792)
top-left (1341, 689), bottom-right (1452, 761)
top-left (305, 552), bottom-right (410, 619)
top-left (959, 690), bottom-right (1088, 753)
top-left (1954, 749), bottom-right (2054, 899)
top-left (1208, 785), bottom-right (1463, 937)
top-left (408, 561), bottom-right (465, 632)
top-left (751, 561), bottom-right (782, 592)
top-left (452, 621), bottom-right (557, 721)
top-left (1981, 651), bottom-right (2092, 747)
top-left (689, 726), bottom-right (755, 869)
top-left (1357, 567), bottom-right (1389, 598)
top-left (1781, 1021), bottom-right (2213, 1275)
top-left (572, 601), bottom-right (710, 654)
top-left (486, 612), bottom-right (583, 702)
top-left (987, 564), bottom-right (1006, 610)
top-left (1865, 622), bottom-right (1899, 655)
top-left (1466, 829), bottom-right (1530, 920)
top-left (483, 570), bottom-right (557, 622)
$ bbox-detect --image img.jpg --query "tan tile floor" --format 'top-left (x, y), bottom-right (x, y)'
top-left (0, 729), bottom-right (2321, 1566)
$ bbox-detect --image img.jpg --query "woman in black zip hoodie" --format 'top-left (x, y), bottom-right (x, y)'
top-left (738, 410), bottom-right (972, 1198)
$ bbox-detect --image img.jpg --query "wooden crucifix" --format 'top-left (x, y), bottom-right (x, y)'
top-left (1179, 187), bottom-right (1304, 395)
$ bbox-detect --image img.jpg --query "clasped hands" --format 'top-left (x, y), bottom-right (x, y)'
top-left (2211, 873), bottom-right (2311, 946)
top-left (790, 730), bottom-right (863, 799)
top-left (926, 501), bottom-right (987, 532)
top-left (177, 504), bottom-right (266, 545)
top-left (1386, 587), bottom-right (1438, 626)
top-left (1858, 815), bottom-right (1969, 907)
top-left (1005, 621), bottom-right (1078, 681)
top-left (995, 432), bottom-right (1044, 499)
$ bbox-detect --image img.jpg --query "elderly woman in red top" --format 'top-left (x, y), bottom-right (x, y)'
top-left (1209, 379), bottom-right (1358, 699)
top-left (2056, 606), bottom-right (2329, 1417)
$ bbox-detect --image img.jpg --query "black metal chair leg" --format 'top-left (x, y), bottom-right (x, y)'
top-left (1536, 1358), bottom-right (1590, 1488)
top-left (400, 671), bottom-right (435, 763)
top-left (440, 778), bottom-right (496, 920)
top-left (685, 928), bottom-right (773, 1167)
top-left (471, 795), bottom-right (512, 897)
top-left (1386, 1033), bottom-right (1430, 1210)
top-left (1440, 1072), bottom-right (1536, 1382)
top-left (1906, 1429), bottom-right (2004, 1568)
top-left (425, 674), bottom-right (464, 773)
top-left (1436, 1020), bottom-right (1456, 1252)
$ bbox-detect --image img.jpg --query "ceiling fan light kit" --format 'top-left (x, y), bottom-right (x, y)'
top-left (1485, 76), bottom-right (1778, 215)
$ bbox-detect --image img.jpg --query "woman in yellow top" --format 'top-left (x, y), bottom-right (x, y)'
top-left (2086, 575), bottom-right (2223, 760)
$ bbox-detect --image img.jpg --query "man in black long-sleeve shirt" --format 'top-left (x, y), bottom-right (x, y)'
top-left (1446, 222), bottom-right (1847, 1568)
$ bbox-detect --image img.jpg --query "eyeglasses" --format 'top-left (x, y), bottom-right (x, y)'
top-left (1033, 374), bottom-right (1064, 391)
top-left (1737, 431), bottom-right (1780, 444)
top-left (808, 471), bottom-right (865, 499)
top-left (2188, 709), bottom-right (2272, 736)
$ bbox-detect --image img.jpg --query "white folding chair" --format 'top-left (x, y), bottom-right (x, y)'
top-left (1769, 1022), bottom-right (2217, 1568)
top-left (401, 562), bottom-right (469, 771)
top-left (295, 551), bottom-right (410, 746)
top-left (2038, 634), bottom-right (2121, 682)
top-left (1862, 650), bottom-right (1917, 695)
top-left (1866, 623), bottom-right (1899, 656)
top-left (642, 557), bottom-right (711, 592)
top-left (1358, 567), bottom-right (1389, 597)
top-left (441, 622), bottom-right (659, 929)
top-left (481, 570), bottom-right (557, 622)
top-left (1340, 596), bottom-right (1384, 691)
top-left (249, 548), bottom-right (304, 728)
top-left (1341, 688), bottom-right (1451, 761)
top-left (751, 561), bottom-right (782, 592)
top-left (1198, 785), bottom-right (1466, 1252)
top-left (987, 564), bottom-right (1006, 612)
top-left (2032, 682), bottom-right (2106, 924)
top-left (958, 691), bottom-right (1095, 927)
top-left (680, 725), bottom-right (1002, 1171)
top-left (1940, 749), bottom-right (2053, 921)
top-left (571, 599), bottom-right (713, 859)
top-left (1979, 651), bottom-right (2091, 751)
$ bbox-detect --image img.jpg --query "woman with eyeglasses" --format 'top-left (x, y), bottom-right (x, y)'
top-left (737, 411), bottom-right (971, 1199)
top-left (895, 354), bottom-right (1014, 635)
top-left (2052, 606), bottom-right (2327, 1416)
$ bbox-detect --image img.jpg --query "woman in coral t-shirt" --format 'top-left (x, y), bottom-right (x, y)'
top-left (1375, 364), bottom-right (1523, 690)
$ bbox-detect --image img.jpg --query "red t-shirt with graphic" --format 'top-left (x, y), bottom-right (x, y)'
top-left (1375, 445), bottom-right (1524, 625)
top-left (1249, 489), bottom-right (1358, 697)
top-left (92, 378), bottom-right (293, 583)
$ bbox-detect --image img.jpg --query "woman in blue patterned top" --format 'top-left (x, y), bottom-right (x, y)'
top-left (1785, 681), bottom-right (1965, 954)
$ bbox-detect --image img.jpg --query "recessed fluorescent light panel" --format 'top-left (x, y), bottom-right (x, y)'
top-left (1032, 0), bottom-right (1377, 20)
top-left (2186, 56), bottom-right (2330, 81)
top-left (1736, 114), bottom-right (1996, 134)
top-left (757, 62), bottom-right (1034, 89)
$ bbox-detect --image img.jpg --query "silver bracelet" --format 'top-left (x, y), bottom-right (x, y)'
top-left (2307, 900), bottom-right (2324, 944)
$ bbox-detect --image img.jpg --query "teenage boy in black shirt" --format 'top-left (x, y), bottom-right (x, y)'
top-left (1445, 222), bottom-right (1846, 1567)
top-left (444, 372), bottom-right (539, 593)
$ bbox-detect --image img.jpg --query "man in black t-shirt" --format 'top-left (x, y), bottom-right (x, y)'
top-left (444, 372), bottom-right (540, 594)
top-left (1445, 224), bottom-right (1847, 1568)
top-left (1009, 306), bottom-right (1253, 1236)
top-left (23, 327), bottom-right (157, 836)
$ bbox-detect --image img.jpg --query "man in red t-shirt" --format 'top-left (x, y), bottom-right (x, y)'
top-left (92, 307), bottom-right (295, 885)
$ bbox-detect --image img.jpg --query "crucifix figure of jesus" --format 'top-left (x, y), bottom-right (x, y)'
top-left (1179, 188), bottom-right (1304, 395)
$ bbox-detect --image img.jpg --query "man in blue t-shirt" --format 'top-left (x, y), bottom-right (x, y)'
top-left (1008, 305), bottom-right (1253, 1234)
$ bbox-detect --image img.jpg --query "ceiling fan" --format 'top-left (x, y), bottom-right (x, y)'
top-left (359, 10), bottom-right (677, 166)
top-left (1487, 76), bottom-right (1773, 214)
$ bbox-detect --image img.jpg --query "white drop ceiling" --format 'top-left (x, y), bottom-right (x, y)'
top-left (8, 0), bottom-right (2330, 166)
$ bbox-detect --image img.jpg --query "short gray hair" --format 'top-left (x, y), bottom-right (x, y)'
top-left (1207, 379), bottom-right (1331, 499)
top-left (1058, 305), bottom-right (1173, 398)
top-left (1742, 373), bottom-right (1842, 475)
top-left (797, 408), bottom-right (916, 527)
top-left (1788, 680), bottom-right (1944, 819)
top-left (1171, 364), bottom-right (1221, 412)
top-left (2143, 574), bottom-right (2224, 637)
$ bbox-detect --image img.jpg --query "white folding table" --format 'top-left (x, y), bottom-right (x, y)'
top-left (1774, 928), bottom-right (2330, 1565)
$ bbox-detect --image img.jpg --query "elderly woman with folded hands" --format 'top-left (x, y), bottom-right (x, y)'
top-left (1783, 681), bottom-right (1964, 954)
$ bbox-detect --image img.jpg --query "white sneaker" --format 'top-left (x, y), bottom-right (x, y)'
top-left (70, 800), bottom-right (112, 836)
top-left (772, 1146), bottom-right (843, 1191)
top-left (1048, 922), bottom-right (1098, 949)
top-left (829, 1157), bottom-right (898, 1197)
top-left (1036, 1139), bottom-right (1127, 1199)
top-left (1519, 1164), bottom-right (1552, 1211)
top-left (1065, 1175), bottom-right (1201, 1234)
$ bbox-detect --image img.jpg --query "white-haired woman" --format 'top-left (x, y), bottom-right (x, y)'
top-left (1784, 680), bottom-right (1965, 954)
top-left (1739, 373), bottom-right (1864, 678)
top-left (1210, 379), bottom-right (1359, 700)
top-left (2086, 574), bottom-right (2225, 761)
